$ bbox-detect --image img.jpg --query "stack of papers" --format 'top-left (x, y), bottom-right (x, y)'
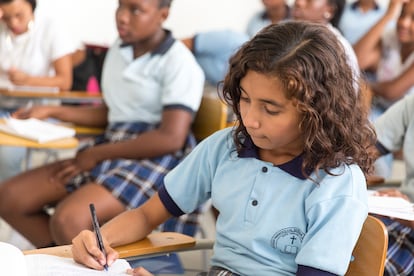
top-left (0, 117), bottom-right (76, 143)
top-left (368, 191), bottom-right (414, 220)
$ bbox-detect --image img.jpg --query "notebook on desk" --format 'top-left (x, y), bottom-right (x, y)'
top-left (0, 242), bottom-right (131, 276)
top-left (0, 118), bottom-right (76, 143)
top-left (0, 78), bottom-right (59, 93)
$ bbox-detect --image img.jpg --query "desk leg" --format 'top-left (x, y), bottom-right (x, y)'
top-left (24, 149), bottom-right (32, 171)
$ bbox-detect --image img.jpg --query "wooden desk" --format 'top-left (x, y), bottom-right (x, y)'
top-left (23, 232), bottom-right (196, 260)
top-left (0, 89), bottom-right (102, 103)
top-left (0, 120), bottom-right (79, 170)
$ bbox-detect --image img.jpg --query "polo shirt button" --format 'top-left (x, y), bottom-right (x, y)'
top-left (262, 167), bottom-right (268, 173)
top-left (252, 199), bottom-right (258, 206)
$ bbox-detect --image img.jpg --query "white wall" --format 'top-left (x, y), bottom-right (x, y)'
top-left (37, 0), bottom-right (263, 46)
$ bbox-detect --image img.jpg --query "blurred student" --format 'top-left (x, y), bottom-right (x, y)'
top-left (354, 0), bottom-right (414, 178)
top-left (371, 93), bottom-right (414, 275)
top-left (338, 0), bottom-right (388, 45)
top-left (0, 0), bottom-right (75, 181)
top-left (246, 0), bottom-right (290, 37)
top-left (71, 21), bottom-right (376, 276)
top-left (0, 0), bottom-right (204, 248)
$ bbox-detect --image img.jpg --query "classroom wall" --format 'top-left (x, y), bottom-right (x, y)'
top-left (36, 0), bottom-right (264, 46)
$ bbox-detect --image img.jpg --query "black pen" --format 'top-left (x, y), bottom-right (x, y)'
top-left (89, 203), bottom-right (108, 271)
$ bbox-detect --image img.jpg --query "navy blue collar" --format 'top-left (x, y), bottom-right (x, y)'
top-left (351, 1), bottom-right (379, 10)
top-left (119, 29), bottom-right (175, 56)
top-left (238, 136), bottom-right (309, 180)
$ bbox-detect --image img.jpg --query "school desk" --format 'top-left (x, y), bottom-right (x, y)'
top-left (23, 232), bottom-right (198, 260)
top-left (0, 119), bottom-right (79, 170)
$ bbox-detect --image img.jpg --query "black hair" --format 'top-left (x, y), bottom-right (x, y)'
top-left (0, 0), bottom-right (36, 11)
top-left (328, 0), bottom-right (345, 28)
top-left (158, 0), bottom-right (172, 8)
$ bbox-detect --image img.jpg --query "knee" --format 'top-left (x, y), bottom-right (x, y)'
top-left (50, 206), bottom-right (91, 244)
top-left (0, 184), bottom-right (22, 217)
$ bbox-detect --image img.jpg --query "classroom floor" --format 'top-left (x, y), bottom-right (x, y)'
top-left (0, 150), bottom-right (406, 275)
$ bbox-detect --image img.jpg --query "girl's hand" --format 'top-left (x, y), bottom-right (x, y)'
top-left (127, 267), bottom-right (154, 276)
top-left (8, 68), bottom-right (29, 85)
top-left (72, 230), bottom-right (119, 270)
top-left (12, 105), bottom-right (53, 120)
top-left (385, 0), bottom-right (408, 20)
top-left (50, 148), bottom-right (99, 184)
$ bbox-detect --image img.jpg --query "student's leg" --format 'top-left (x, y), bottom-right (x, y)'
top-left (0, 161), bottom-right (68, 248)
top-left (50, 183), bottom-right (125, 245)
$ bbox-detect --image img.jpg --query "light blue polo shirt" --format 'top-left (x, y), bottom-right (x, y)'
top-left (338, 1), bottom-right (387, 44)
top-left (159, 128), bottom-right (368, 275)
top-left (101, 31), bottom-right (205, 124)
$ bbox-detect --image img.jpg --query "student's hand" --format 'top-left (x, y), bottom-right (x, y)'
top-left (385, 0), bottom-right (408, 20)
top-left (12, 105), bottom-right (53, 120)
top-left (127, 267), bottom-right (154, 276)
top-left (72, 229), bottom-right (119, 270)
top-left (8, 68), bottom-right (29, 85)
top-left (50, 148), bottom-right (99, 184)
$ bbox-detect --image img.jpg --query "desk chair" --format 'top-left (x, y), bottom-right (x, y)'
top-left (192, 94), bottom-right (228, 142)
top-left (345, 215), bottom-right (388, 276)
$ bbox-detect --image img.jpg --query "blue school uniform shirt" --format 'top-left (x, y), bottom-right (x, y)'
top-left (338, 1), bottom-right (387, 45)
top-left (159, 128), bottom-right (368, 275)
top-left (101, 30), bottom-right (204, 124)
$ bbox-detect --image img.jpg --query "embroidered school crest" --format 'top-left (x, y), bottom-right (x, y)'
top-left (271, 227), bottom-right (305, 255)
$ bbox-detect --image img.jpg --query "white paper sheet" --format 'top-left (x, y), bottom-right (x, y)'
top-left (25, 254), bottom-right (131, 276)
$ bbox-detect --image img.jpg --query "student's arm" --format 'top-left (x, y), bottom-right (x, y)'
top-left (370, 64), bottom-right (414, 101)
top-left (353, 0), bottom-right (402, 70)
top-left (12, 104), bottom-right (108, 128)
top-left (71, 193), bottom-right (171, 270)
top-left (78, 108), bottom-right (192, 160)
top-left (8, 53), bottom-right (73, 91)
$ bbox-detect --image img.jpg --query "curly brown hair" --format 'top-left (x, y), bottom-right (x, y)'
top-left (222, 21), bottom-right (376, 179)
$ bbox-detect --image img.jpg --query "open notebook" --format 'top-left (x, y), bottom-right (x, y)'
top-left (0, 242), bottom-right (131, 276)
top-left (0, 117), bottom-right (76, 143)
top-left (368, 190), bottom-right (414, 220)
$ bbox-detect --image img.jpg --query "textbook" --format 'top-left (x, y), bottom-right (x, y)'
top-left (0, 117), bottom-right (76, 143)
top-left (0, 242), bottom-right (131, 275)
top-left (368, 190), bottom-right (414, 221)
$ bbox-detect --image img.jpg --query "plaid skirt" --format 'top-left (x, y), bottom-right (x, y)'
top-left (66, 122), bottom-right (201, 236)
top-left (379, 217), bottom-right (414, 276)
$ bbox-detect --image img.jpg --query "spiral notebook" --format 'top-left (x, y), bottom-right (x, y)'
top-left (0, 117), bottom-right (76, 143)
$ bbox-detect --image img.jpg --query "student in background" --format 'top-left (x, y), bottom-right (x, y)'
top-left (246, 0), bottom-right (290, 37)
top-left (72, 21), bottom-right (376, 276)
top-left (0, 0), bottom-right (204, 248)
top-left (371, 94), bottom-right (414, 275)
top-left (181, 30), bottom-right (249, 86)
top-left (354, 0), bottom-right (414, 178)
top-left (0, 0), bottom-right (75, 181)
top-left (338, 0), bottom-right (388, 45)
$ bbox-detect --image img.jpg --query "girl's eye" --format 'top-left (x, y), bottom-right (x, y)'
top-left (264, 106), bottom-right (280, 115)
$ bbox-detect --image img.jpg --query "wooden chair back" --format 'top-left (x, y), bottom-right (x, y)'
top-left (345, 215), bottom-right (388, 276)
top-left (192, 94), bottom-right (228, 142)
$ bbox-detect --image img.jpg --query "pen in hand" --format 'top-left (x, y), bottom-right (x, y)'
top-left (89, 203), bottom-right (108, 271)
